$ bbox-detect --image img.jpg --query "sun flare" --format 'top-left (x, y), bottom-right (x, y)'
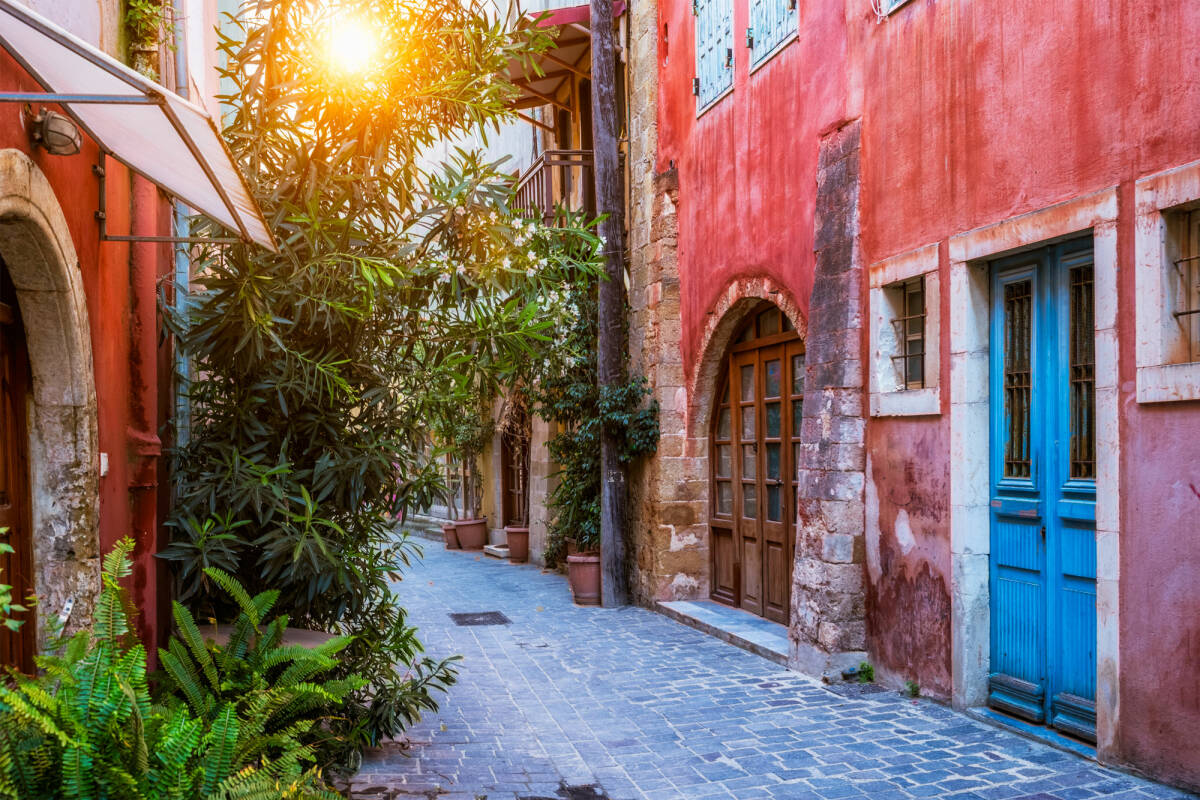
top-left (325, 16), bottom-right (380, 77)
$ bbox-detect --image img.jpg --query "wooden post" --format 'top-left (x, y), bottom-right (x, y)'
top-left (589, 0), bottom-right (629, 606)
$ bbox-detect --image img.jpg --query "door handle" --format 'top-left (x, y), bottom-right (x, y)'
top-left (1040, 525), bottom-right (1046, 541)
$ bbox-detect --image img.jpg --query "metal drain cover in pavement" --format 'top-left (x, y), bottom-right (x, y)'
top-left (449, 611), bottom-right (511, 626)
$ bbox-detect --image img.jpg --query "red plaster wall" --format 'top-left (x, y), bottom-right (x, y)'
top-left (0, 51), bottom-right (167, 652)
top-left (659, 0), bottom-right (1200, 785)
top-left (865, 418), bottom-right (952, 697)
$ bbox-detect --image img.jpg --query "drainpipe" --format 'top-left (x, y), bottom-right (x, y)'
top-left (172, 0), bottom-right (190, 448)
top-left (128, 170), bottom-right (164, 652)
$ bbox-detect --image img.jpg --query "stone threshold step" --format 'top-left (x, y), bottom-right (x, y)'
top-left (655, 599), bottom-right (789, 666)
top-left (483, 544), bottom-right (510, 559)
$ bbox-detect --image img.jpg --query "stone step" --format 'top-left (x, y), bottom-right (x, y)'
top-left (655, 599), bottom-right (788, 666)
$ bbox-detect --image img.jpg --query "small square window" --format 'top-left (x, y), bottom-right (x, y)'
top-left (1134, 162), bottom-right (1200, 402)
top-left (869, 244), bottom-right (940, 416)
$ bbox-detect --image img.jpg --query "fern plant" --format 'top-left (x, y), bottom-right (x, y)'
top-left (157, 567), bottom-right (366, 766)
top-left (0, 539), bottom-right (341, 800)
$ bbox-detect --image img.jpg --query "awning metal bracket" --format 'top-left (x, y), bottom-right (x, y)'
top-left (0, 93), bottom-right (242, 246)
top-left (92, 151), bottom-right (239, 246)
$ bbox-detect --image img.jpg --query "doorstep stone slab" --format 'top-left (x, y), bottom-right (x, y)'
top-left (484, 543), bottom-right (510, 559)
top-left (654, 599), bottom-right (789, 666)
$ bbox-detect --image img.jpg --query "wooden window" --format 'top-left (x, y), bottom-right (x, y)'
top-left (1173, 209), bottom-right (1200, 363)
top-left (889, 276), bottom-right (926, 390)
top-left (694, 0), bottom-right (733, 111)
top-left (713, 380), bottom-right (734, 517)
top-left (748, 0), bottom-right (796, 69)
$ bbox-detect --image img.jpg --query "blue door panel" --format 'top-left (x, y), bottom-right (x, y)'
top-left (989, 239), bottom-right (1097, 743)
top-left (1058, 524), bottom-right (1097, 580)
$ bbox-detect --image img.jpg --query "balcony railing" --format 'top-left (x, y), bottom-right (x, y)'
top-left (513, 149), bottom-right (595, 223)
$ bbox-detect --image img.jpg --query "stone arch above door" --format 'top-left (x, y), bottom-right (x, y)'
top-left (647, 275), bottom-right (806, 606)
top-left (687, 277), bottom-right (807, 440)
top-left (0, 149), bottom-right (99, 642)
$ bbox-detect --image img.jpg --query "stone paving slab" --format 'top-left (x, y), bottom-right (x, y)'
top-left (352, 544), bottom-right (1196, 800)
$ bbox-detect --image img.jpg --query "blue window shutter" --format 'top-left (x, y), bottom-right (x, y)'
top-left (749, 0), bottom-right (796, 68)
top-left (695, 0), bottom-right (733, 110)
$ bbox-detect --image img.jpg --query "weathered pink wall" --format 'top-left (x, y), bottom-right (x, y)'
top-left (658, 0), bottom-right (1200, 786)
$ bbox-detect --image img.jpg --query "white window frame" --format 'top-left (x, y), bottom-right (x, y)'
top-left (875, 0), bottom-right (915, 16)
top-left (1134, 159), bottom-right (1200, 403)
top-left (868, 243), bottom-right (940, 416)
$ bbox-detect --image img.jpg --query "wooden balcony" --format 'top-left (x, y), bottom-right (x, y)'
top-left (513, 149), bottom-right (595, 223)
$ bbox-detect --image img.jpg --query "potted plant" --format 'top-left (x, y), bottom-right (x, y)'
top-left (526, 273), bottom-right (660, 605)
top-left (499, 395), bottom-right (532, 563)
top-left (448, 411), bottom-right (491, 551)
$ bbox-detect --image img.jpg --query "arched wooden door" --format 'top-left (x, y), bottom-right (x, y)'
top-left (0, 259), bottom-right (34, 672)
top-left (710, 304), bottom-right (804, 624)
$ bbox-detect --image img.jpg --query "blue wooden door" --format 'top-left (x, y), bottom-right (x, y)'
top-left (988, 238), bottom-right (1098, 742)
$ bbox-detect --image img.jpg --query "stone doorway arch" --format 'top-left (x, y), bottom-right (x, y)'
top-left (0, 149), bottom-right (99, 643)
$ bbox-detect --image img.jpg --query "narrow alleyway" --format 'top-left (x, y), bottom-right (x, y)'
top-left (351, 543), bottom-right (1194, 800)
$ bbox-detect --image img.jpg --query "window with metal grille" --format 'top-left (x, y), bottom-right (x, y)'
top-left (694, 0), bottom-right (733, 111)
top-left (888, 277), bottom-right (926, 390)
top-left (1003, 280), bottom-right (1033, 479)
top-left (748, 0), bottom-right (796, 69)
top-left (1173, 209), bottom-right (1200, 363)
top-left (1068, 264), bottom-right (1096, 480)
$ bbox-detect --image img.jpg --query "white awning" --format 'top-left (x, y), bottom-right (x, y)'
top-left (0, 0), bottom-right (275, 250)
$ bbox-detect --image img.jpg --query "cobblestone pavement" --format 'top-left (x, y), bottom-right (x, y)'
top-left (351, 544), bottom-right (1195, 800)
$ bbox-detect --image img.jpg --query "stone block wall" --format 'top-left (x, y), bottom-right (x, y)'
top-left (789, 120), bottom-right (869, 676)
top-left (624, 0), bottom-right (706, 602)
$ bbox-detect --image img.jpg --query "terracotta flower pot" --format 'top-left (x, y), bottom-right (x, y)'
top-left (454, 518), bottom-right (487, 550)
top-left (566, 553), bottom-right (601, 606)
top-left (441, 522), bottom-right (459, 549)
top-left (505, 525), bottom-right (530, 563)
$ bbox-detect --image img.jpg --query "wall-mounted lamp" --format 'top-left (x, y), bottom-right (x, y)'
top-left (24, 106), bottom-right (81, 156)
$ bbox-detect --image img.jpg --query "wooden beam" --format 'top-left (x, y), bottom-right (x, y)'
top-left (541, 49), bottom-right (591, 79)
top-left (589, 0), bottom-right (629, 607)
top-left (516, 112), bottom-right (555, 133)
top-left (511, 68), bottom-right (574, 87)
top-left (516, 83), bottom-right (573, 112)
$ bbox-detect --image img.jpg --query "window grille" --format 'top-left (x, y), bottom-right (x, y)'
top-left (889, 276), bottom-right (926, 390)
top-left (1003, 280), bottom-right (1033, 479)
top-left (1068, 264), bottom-right (1096, 480)
top-left (694, 0), bottom-right (733, 110)
top-left (1174, 210), bottom-right (1200, 362)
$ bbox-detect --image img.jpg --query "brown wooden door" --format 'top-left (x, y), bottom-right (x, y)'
top-left (500, 404), bottom-right (530, 527)
top-left (758, 344), bottom-right (789, 624)
top-left (710, 305), bottom-right (803, 624)
top-left (732, 349), bottom-right (762, 616)
top-left (0, 262), bottom-right (34, 672)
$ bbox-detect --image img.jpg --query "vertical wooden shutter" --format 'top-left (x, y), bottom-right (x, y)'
top-left (749, 0), bottom-right (795, 67)
top-left (695, 0), bottom-right (733, 109)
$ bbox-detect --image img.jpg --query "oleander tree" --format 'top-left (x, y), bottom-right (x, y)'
top-left (161, 0), bottom-right (600, 767)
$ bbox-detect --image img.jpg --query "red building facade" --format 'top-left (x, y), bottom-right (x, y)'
top-left (0, 1), bottom-right (267, 668)
top-left (629, 0), bottom-right (1200, 788)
